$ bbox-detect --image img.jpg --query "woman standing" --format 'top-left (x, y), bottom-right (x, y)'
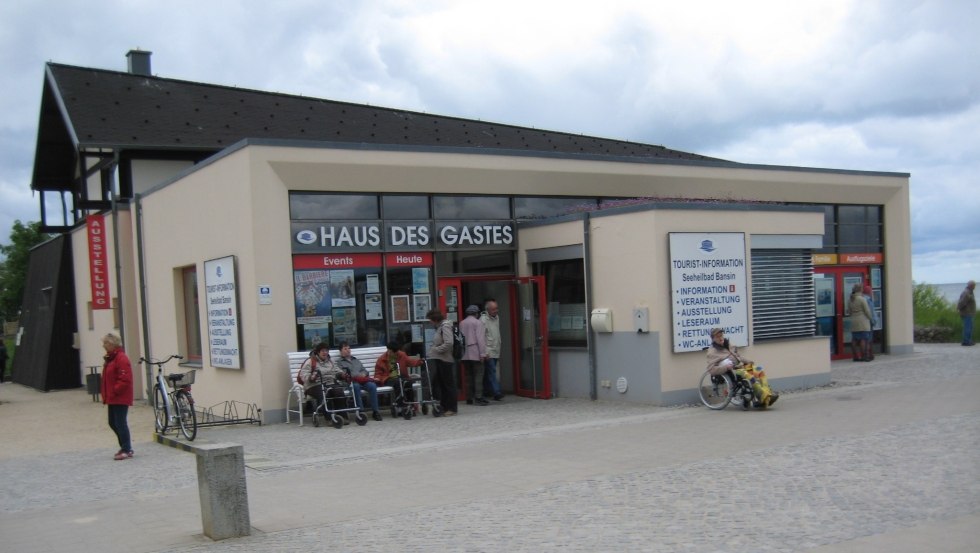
top-left (100, 333), bottom-right (134, 460)
top-left (848, 283), bottom-right (873, 362)
top-left (426, 309), bottom-right (457, 416)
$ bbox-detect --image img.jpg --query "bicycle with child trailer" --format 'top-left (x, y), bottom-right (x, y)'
top-left (141, 354), bottom-right (198, 440)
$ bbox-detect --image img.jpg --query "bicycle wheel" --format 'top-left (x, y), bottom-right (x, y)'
top-left (174, 390), bottom-right (198, 441)
top-left (153, 384), bottom-right (169, 433)
top-left (698, 370), bottom-right (734, 410)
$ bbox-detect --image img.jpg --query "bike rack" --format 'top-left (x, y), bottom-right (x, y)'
top-left (196, 400), bottom-right (263, 428)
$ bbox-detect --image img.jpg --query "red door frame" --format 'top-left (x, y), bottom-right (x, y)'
top-left (436, 275), bottom-right (551, 399)
top-left (815, 266), bottom-right (869, 360)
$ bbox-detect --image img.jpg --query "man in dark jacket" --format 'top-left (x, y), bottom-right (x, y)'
top-left (957, 280), bottom-right (976, 346)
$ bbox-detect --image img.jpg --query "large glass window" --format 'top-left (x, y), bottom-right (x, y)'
top-left (432, 196), bottom-right (510, 219)
top-left (382, 195), bottom-right (429, 219)
top-left (177, 266), bottom-right (202, 362)
top-left (289, 193), bottom-right (379, 220)
top-left (436, 250), bottom-right (515, 275)
top-left (293, 264), bottom-right (386, 349)
top-left (814, 204), bottom-right (882, 254)
top-left (536, 259), bottom-right (587, 347)
top-left (384, 262), bottom-right (433, 357)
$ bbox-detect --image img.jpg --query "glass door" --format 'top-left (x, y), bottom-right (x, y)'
top-left (814, 267), bottom-right (868, 360)
top-left (512, 276), bottom-right (551, 399)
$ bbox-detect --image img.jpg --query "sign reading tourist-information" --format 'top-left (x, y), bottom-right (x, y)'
top-left (669, 233), bottom-right (748, 353)
top-left (204, 255), bottom-right (242, 369)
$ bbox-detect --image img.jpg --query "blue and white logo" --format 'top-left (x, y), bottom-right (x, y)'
top-left (216, 266), bottom-right (223, 278)
top-left (699, 240), bottom-right (716, 253)
top-left (295, 229), bottom-right (317, 245)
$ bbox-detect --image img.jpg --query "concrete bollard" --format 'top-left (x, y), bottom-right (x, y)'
top-left (195, 443), bottom-right (251, 540)
top-left (155, 435), bottom-right (251, 540)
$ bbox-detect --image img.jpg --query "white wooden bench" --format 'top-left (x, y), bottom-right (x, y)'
top-left (285, 345), bottom-right (393, 426)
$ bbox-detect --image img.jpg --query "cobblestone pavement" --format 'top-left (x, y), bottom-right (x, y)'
top-left (0, 343), bottom-right (977, 552)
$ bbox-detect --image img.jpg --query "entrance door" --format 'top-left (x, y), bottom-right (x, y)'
top-left (814, 267), bottom-right (868, 360)
top-left (512, 276), bottom-right (551, 398)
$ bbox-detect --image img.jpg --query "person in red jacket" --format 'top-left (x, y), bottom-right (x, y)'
top-left (100, 333), bottom-right (134, 460)
top-left (374, 341), bottom-right (424, 409)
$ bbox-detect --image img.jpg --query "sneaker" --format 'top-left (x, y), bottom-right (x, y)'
top-left (372, 411), bottom-right (383, 422)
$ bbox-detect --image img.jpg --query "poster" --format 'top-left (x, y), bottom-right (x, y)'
top-left (366, 274), bottom-right (380, 293)
top-left (332, 307), bottom-right (358, 345)
top-left (668, 233), bottom-right (748, 352)
top-left (303, 323), bottom-right (330, 350)
top-left (204, 255), bottom-right (242, 369)
top-left (814, 277), bottom-right (835, 318)
top-left (870, 267), bottom-right (881, 289)
top-left (391, 295), bottom-right (411, 323)
top-left (330, 269), bottom-right (356, 307)
top-left (412, 267), bottom-right (430, 293)
top-left (413, 293), bottom-right (432, 321)
top-left (412, 323), bottom-right (424, 343)
top-left (294, 270), bottom-right (332, 324)
top-left (364, 293), bottom-right (383, 320)
top-left (874, 309), bottom-right (883, 331)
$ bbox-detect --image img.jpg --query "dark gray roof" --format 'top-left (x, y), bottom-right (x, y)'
top-left (32, 62), bottom-right (722, 191)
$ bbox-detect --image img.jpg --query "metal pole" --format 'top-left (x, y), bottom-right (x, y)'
top-left (583, 213), bottom-right (597, 400)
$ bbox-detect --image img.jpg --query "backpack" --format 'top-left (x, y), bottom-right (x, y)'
top-left (298, 355), bottom-right (317, 385)
top-left (451, 322), bottom-right (465, 360)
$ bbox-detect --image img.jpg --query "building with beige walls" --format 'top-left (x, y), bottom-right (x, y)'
top-left (15, 52), bottom-right (911, 423)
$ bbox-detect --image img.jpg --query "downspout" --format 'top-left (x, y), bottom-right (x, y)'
top-left (109, 167), bottom-right (124, 350)
top-left (134, 192), bottom-right (152, 399)
top-left (583, 213), bottom-right (597, 400)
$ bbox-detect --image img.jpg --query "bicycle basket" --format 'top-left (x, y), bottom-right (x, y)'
top-left (171, 370), bottom-right (196, 386)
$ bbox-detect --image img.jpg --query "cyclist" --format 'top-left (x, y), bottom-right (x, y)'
top-left (705, 327), bottom-right (778, 408)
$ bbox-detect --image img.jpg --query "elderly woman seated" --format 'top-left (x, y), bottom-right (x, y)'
top-left (706, 327), bottom-right (779, 408)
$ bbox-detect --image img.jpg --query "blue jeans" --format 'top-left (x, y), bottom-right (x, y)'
top-left (963, 315), bottom-right (975, 345)
top-left (107, 404), bottom-right (132, 452)
top-left (351, 381), bottom-right (380, 412)
top-left (483, 357), bottom-right (502, 398)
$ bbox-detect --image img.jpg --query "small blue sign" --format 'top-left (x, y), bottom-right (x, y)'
top-left (699, 240), bottom-right (716, 253)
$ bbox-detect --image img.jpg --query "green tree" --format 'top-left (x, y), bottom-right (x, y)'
top-left (0, 220), bottom-right (51, 320)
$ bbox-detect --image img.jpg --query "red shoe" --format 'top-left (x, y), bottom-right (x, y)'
top-left (113, 450), bottom-right (134, 460)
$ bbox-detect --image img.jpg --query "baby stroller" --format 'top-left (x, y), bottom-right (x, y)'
top-left (310, 368), bottom-right (368, 429)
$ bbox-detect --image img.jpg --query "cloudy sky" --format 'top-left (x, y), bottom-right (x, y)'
top-left (1, 0), bottom-right (977, 284)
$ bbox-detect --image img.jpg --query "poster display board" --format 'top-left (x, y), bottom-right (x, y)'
top-left (669, 233), bottom-right (748, 352)
top-left (204, 255), bottom-right (242, 369)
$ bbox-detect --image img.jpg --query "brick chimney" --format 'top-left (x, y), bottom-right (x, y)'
top-left (126, 49), bottom-right (152, 76)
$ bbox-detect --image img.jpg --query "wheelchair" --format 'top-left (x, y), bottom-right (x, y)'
top-left (698, 368), bottom-right (759, 410)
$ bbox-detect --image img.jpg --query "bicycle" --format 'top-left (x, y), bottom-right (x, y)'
top-left (141, 355), bottom-right (198, 440)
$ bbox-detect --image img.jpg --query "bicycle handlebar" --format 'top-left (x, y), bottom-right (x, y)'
top-left (139, 354), bottom-right (184, 368)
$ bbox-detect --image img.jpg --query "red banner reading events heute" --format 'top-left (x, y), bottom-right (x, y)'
top-left (87, 214), bottom-right (111, 309)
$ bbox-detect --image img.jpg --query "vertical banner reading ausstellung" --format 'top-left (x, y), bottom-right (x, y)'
top-left (204, 255), bottom-right (242, 369)
top-left (669, 233), bottom-right (748, 352)
top-left (87, 214), bottom-right (111, 309)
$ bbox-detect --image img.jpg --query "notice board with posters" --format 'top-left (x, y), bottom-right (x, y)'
top-left (669, 233), bottom-right (749, 353)
top-left (204, 255), bottom-right (242, 369)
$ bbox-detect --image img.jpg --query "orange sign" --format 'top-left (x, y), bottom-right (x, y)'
top-left (841, 253), bottom-right (883, 264)
top-left (812, 253), bottom-right (838, 265)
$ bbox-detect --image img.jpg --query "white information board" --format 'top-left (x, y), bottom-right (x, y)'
top-left (204, 255), bottom-right (242, 369)
top-left (669, 233), bottom-right (748, 352)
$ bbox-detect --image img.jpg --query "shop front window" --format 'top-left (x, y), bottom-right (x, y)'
top-left (436, 250), bottom-right (515, 275)
top-left (384, 253), bottom-right (434, 357)
top-left (293, 254), bottom-right (386, 350)
top-left (177, 265), bottom-right (202, 362)
top-left (382, 195), bottom-right (430, 219)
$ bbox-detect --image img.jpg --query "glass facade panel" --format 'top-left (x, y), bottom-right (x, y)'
top-left (432, 196), bottom-right (510, 219)
top-left (837, 205), bottom-right (867, 224)
top-left (515, 197), bottom-right (597, 219)
top-left (382, 195), bottom-right (429, 219)
top-left (385, 265), bottom-right (433, 357)
top-left (435, 250), bottom-right (515, 275)
top-left (290, 193), bottom-right (379, 220)
top-left (536, 259), bottom-right (587, 347)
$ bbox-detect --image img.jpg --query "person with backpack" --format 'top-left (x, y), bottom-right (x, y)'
top-left (460, 304), bottom-right (489, 406)
top-left (426, 309), bottom-right (458, 417)
top-left (299, 343), bottom-right (348, 423)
